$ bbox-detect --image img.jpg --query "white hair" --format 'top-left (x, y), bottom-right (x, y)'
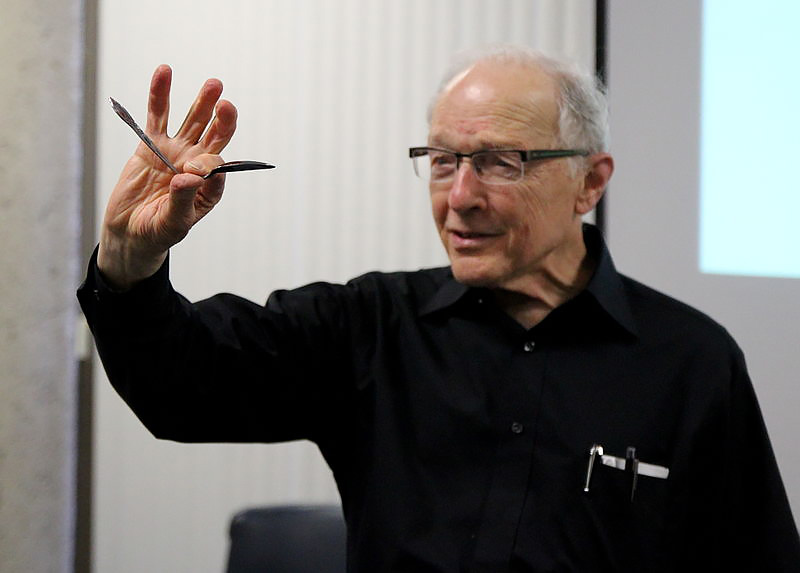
top-left (428, 45), bottom-right (610, 156)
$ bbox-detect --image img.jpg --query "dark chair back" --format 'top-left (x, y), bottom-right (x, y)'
top-left (225, 504), bottom-right (347, 573)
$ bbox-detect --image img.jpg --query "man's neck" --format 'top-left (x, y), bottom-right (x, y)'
top-left (492, 236), bottom-right (597, 330)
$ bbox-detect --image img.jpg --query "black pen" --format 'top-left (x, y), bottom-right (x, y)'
top-left (626, 446), bottom-right (638, 502)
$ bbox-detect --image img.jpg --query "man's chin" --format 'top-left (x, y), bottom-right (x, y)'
top-left (450, 262), bottom-right (501, 288)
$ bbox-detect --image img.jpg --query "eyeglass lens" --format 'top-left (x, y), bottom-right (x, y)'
top-left (413, 150), bottom-right (524, 184)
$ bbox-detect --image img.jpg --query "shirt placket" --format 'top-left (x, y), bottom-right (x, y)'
top-left (471, 335), bottom-right (546, 570)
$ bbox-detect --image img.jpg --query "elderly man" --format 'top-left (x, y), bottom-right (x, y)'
top-left (79, 47), bottom-right (800, 571)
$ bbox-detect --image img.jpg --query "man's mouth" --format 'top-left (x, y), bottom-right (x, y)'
top-left (449, 229), bottom-right (499, 249)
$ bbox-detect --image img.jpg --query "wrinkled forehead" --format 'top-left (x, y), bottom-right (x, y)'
top-left (429, 61), bottom-right (561, 147)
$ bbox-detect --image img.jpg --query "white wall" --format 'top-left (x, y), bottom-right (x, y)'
top-left (93, 2), bottom-right (596, 571)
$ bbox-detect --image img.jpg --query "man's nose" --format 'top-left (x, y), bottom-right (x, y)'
top-left (447, 160), bottom-right (486, 212)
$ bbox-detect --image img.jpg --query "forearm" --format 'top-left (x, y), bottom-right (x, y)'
top-left (78, 249), bottom-right (348, 443)
top-left (79, 249), bottom-right (222, 439)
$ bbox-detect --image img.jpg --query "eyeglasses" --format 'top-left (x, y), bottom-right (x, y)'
top-left (408, 147), bottom-right (589, 185)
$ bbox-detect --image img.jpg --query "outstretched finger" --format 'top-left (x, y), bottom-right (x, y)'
top-left (176, 78), bottom-right (224, 144)
top-left (199, 99), bottom-right (238, 154)
top-left (146, 65), bottom-right (173, 135)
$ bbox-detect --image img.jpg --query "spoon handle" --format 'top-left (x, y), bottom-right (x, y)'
top-left (110, 98), bottom-right (180, 174)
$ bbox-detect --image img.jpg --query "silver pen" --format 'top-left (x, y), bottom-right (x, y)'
top-left (583, 444), bottom-right (604, 493)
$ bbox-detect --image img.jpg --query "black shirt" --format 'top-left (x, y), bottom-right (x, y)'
top-left (78, 225), bottom-right (800, 572)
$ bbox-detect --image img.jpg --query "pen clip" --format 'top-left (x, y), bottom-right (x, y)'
top-left (583, 443), bottom-right (604, 493)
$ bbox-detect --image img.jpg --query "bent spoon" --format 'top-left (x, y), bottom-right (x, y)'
top-left (110, 97), bottom-right (274, 178)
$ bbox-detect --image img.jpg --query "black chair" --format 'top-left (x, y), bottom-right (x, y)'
top-left (225, 504), bottom-right (347, 573)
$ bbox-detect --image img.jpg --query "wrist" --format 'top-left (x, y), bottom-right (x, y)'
top-left (97, 232), bottom-right (168, 291)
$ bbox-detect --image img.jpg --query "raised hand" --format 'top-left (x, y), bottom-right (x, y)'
top-left (98, 65), bottom-right (238, 290)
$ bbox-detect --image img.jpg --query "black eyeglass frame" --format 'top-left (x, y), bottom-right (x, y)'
top-left (408, 146), bottom-right (590, 183)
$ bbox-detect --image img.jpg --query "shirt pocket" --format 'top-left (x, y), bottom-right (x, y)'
top-left (582, 456), bottom-right (672, 562)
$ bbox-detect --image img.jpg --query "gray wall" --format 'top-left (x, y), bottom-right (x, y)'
top-left (0, 1), bottom-right (84, 571)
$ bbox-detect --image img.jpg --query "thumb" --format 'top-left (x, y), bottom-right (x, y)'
top-left (168, 173), bottom-right (204, 221)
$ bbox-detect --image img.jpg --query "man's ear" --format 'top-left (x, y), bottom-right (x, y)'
top-left (576, 153), bottom-right (614, 215)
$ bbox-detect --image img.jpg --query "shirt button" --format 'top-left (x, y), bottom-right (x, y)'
top-left (523, 341), bottom-right (535, 352)
top-left (510, 422), bottom-right (524, 434)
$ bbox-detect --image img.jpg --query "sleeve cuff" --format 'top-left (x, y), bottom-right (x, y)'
top-left (77, 245), bottom-right (175, 324)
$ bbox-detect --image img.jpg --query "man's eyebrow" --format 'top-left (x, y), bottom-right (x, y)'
top-left (426, 134), bottom-right (452, 148)
top-left (479, 140), bottom-right (527, 150)
top-left (426, 137), bottom-right (528, 151)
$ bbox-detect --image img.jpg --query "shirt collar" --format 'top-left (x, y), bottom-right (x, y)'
top-left (418, 271), bottom-right (471, 316)
top-left (418, 224), bottom-right (639, 338)
top-left (581, 224), bottom-right (638, 337)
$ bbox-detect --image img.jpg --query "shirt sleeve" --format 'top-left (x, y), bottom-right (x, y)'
top-left (77, 247), bottom-right (361, 444)
top-left (718, 343), bottom-right (800, 570)
top-left (680, 336), bottom-right (800, 571)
